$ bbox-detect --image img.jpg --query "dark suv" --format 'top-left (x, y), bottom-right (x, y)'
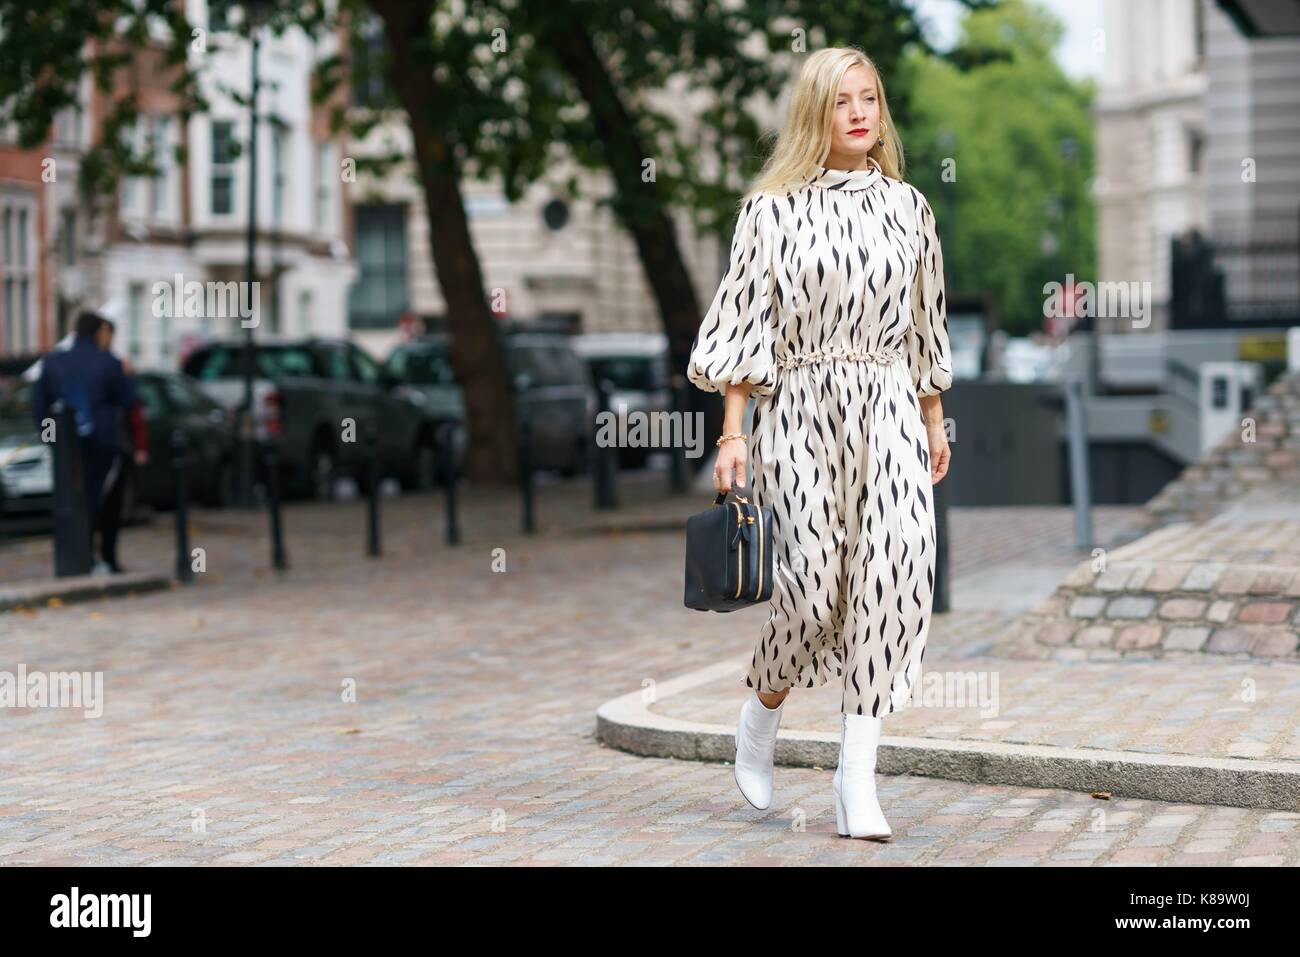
top-left (386, 331), bottom-right (594, 477)
top-left (181, 338), bottom-right (439, 499)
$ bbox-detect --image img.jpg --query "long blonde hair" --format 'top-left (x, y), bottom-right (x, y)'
top-left (746, 47), bottom-right (903, 201)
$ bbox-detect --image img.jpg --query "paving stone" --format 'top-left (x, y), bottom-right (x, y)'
top-left (1105, 596), bottom-right (1156, 619)
top-left (1206, 629), bottom-right (1252, 654)
top-left (1115, 624), bottom-right (1162, 650)
top-left (1073, 626), bottom-right (1115, 648)
top-left (1181, 564), bottom-right (1226, 591)
top-left (1068, 596), bottom-right (1107, 619)
top-left (1143, 564), bottom-right (1192, 592)
top-left (1238, 602), bottom-right (1293, 624)
top-left (1207, 601), bottom-right (1236, 624)
top-left (1037, 623), bottom-right (1076, 645)
top-left (1162, 627), bottom-right (1210, 652)
top-left (1158, 598), bottom-right (1207, 620)
top-left (1249, 630), bottom-right (1300, 659)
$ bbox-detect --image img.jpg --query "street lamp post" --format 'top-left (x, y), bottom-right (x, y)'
top-left (237, 25), bottom-right (260, 507)
top-left (238, 0), bottom-right (272, 508)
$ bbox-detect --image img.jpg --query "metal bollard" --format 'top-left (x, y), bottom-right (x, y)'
top-left (668, 378), bottom-right (688, 493)
top-left (237, 403), bottom-right (257, 510)
top-left (50, 402), bottom-right (92, 577)
top-left (265, 439), bottom-right (288, 571)
top-left (593, 378), bottom-right (617, 509)
top-left (366, 425), bottom-right (381, 557)
top-left (932, 466), bottom-right (950, 614)
top-left (171, 429), bottom-right (193, 584)
top-left (438, 421), bottom-right (460, 546)
top-left (1064, 377), bottom-right (1093, 550)
top-left (518, 410), bottom-right (535, 534)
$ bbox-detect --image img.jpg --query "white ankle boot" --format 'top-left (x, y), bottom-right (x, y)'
top-left (734, 690), bottom-right (786, 810)
top-left (831, 713), bottom-right (892, 839)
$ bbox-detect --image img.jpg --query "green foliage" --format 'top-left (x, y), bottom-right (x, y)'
top-left (0, 0), bottom-right (211, 212)
top-left (0, 0), bottom-right (1008, 254)
top-left (900, 0), bottom-right (1096, 336)
top-left (318, 0), bottom-right (982, 237)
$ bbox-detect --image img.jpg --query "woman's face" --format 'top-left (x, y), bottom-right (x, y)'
top-left (828, 64), bottom-right (881, 163)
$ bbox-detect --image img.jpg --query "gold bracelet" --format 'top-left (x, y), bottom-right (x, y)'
top-left (715, 432), bottom-right (747, 447)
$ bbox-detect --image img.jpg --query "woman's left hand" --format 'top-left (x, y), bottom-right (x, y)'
top-left (926, 420), bottom-right (950, 485)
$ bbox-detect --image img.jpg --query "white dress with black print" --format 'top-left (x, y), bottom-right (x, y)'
top-left (687, 159), bottom-right (953, 718)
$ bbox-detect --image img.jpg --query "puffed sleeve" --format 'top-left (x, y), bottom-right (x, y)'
top-left (686, 194), bottom-right (777, 398)
top-left (905, 187), bottom-right (953, 397)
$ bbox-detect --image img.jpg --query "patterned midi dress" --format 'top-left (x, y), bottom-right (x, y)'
top-left (686, 158), bottom-right (953, 718)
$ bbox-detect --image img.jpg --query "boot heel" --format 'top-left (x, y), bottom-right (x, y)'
top-left (839, 714), bottom-right (893, 841)
top-left (832, 771), bottom-right (848, 836)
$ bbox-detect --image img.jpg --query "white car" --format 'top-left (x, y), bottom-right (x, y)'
top-left (571, 332), bottom-right (672, 468)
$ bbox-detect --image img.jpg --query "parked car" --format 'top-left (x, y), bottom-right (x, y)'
top-left (0, 370), bottom-right (236, 519)
top-left (571, 332), bottom-right (671, 468)
top-left (385, 330), bottom-right (594, 477)
top-left (381, 335), bottom-right (466, 481)
top-left (181, 338), bottom-right (440, 499)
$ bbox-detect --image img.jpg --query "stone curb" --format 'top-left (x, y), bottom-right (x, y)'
top-left (0, 571), bottom-right (172, 613)
top-left (595, 656), bottom-right (1300, 813)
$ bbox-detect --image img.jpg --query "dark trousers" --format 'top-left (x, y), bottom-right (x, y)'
top-left (80, 445), bottom-right (118, 562)
top-left (99, 451), bottom-right (132, 566)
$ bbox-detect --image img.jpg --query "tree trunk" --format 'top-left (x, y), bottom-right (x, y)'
top-left (371, 0), bottom-right (519, 485)
top-left (527, 11), bottom-right (723, 463)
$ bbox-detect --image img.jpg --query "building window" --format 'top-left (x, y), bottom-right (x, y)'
top-left (120, 121), bottom-right (145, 218)
top-left (348, 204), bottom-right (408, 329)
top-left (351, 15), bottom-right (395, 109)
top-left (160, 309), bottom-right (172, 361)
top-left (313, 142), bottom-right (334, 233)
top-left (1, 197), bottom-right (36, 354)
top-left (298, 289), bottom-right (313, 336)
top-left (209, 0), bottom-right (231, 32)
top-left (211, 120), bottom-right (236, 216)
top-left (61, 209), bottom-right (77, 266)
top-left (53, 104), bottom-right (83, 148)
top-left (128, 282), bottom-right (145, 363)
top-left (271, 121), bottom-right (287, 227)
top-left (149, 117), bottom-right (178, 222)
top-left (1187, 128), bottom-right (1204, 175)
top-left (1193, 0), bottom-right (1206, 65)
top-left (120, 116), bottom-right (178, 223)
top-left (267, 283), bottom-right (281, 336)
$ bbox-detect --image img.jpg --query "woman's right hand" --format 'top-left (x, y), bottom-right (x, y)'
top-left (712, 437), bottom-right (747, 494)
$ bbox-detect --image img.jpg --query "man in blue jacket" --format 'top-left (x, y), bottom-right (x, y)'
top-left (33, 311), bottom-right (138, 562)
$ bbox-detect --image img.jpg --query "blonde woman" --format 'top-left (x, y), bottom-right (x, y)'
top-left (687, 46), bottom-right (953, 840)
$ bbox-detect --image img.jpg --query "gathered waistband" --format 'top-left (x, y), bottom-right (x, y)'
top-left (774, 345), bottom-right (905, 371)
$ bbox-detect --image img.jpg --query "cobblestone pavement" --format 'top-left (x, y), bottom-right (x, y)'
top-left (4, 475), bottom-right (1298, 865)
top-left (648, 616), bottom-right (1300, 761)
top-left (1003, 507), bottom-right (1300, 661)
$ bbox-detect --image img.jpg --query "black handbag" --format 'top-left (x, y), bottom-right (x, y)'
top-left (684, 491), bottom-right (774, 612)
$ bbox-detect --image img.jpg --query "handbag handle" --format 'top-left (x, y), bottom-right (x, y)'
top-left (713, 491), bottom-right (750, 506)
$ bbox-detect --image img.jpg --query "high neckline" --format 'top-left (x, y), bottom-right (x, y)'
top-left (807, 157), bottom-right (882, 191)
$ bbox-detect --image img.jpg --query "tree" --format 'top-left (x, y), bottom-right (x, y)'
top-left (1, 0), bottom-right (995, 483)
top-left (900, 0), bottom-right (1096, 336)
top-left (340, 0), bottom-right (991, 463)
